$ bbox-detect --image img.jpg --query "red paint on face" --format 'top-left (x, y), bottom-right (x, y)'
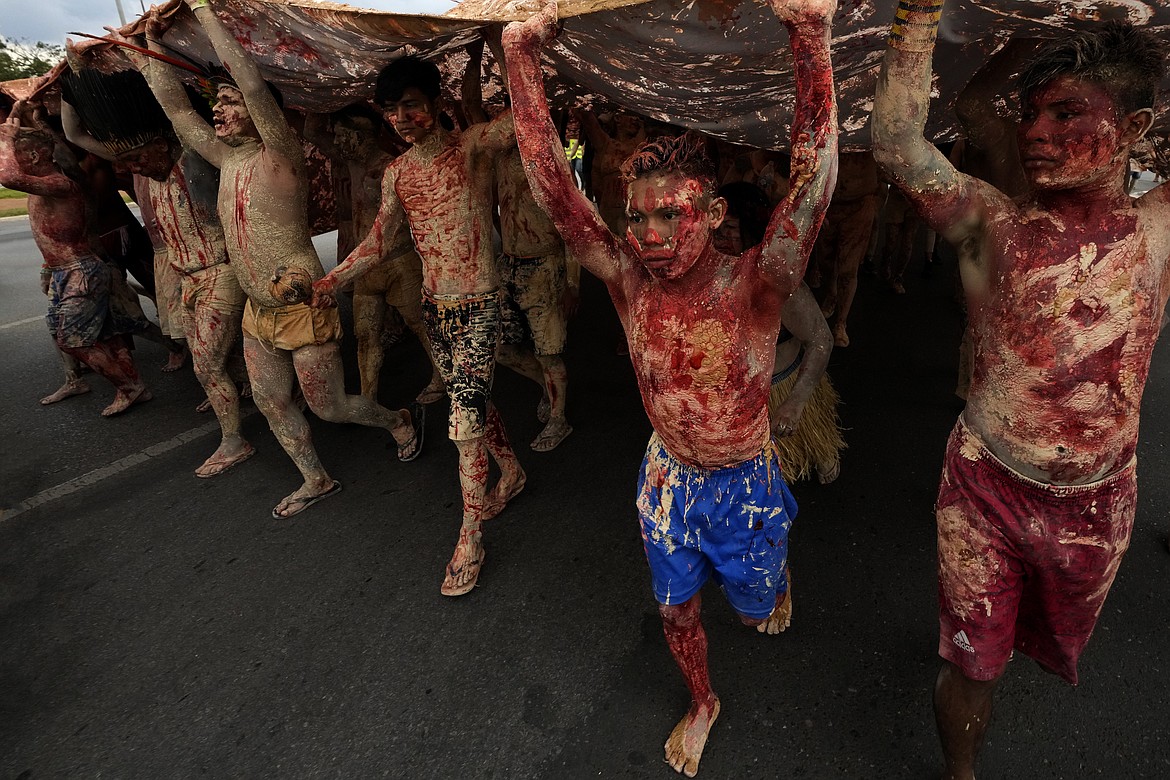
top-left (1018, 76), bottom-right (1126, 192)
top-left (213, 86), bottom-right (256, 141)
top-left (383, 87), bottom-right (438, 146)
top-left (625, 173), bottom-right (713, 279)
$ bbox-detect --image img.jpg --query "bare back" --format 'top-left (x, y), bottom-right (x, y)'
top-left (348, 150), bottom-right (394, 243)
top-left (28, 187), bottom-right (98, 268)
top-left (496, 146), bottom-right (561, 257)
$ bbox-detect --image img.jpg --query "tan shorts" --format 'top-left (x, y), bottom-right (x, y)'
top-left (354, 251), bottom-right (424, 310)
top-left (242, 299), bottom-right (343, 352)
top-left (499, 251), bottom-right (568, 356)
top-left (154, 249), bottom-right (185, 338)
top-left (182, 264), bottom-right (246, 317)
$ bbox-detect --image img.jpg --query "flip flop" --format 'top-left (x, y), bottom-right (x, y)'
top-left (398, 402), bottom-right (425, 462)
top-left (440, 549), bottom-right (485, 597)
top-left (415, 381), bottom-right (447, 405)
top-left (271, 480), bottom-right (342, 519)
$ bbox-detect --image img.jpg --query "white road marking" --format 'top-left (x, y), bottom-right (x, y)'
top-left (2, 409), bottom-right (258, 522)
top-left (0, 315), bottom-right (43, 330)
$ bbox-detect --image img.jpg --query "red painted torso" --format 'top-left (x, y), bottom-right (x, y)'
top-left (496, 146), bottom-right (561, 257)
top-left (613, 249), bottom-right (781, 468)
top-left (393, 134), bottom-right (498, 295)
top-left (965, 203), bottom-right (1170, 483)
top-left (149, 152), bottom-right (227, 275)
top-left (27, 187), bottom-right (96, 268)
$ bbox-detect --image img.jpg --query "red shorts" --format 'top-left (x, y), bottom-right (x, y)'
top-left (935, 419), bottom-right (1136, 685)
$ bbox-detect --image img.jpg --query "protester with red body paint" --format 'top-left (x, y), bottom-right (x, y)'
top-left (0, 101), bottom-right (151, 417)
top-left (873, 5), bottom-right (1170, 778)
top-left (503, 1), bottom-right (838, 774)
top-left (127, 0), bottom-right (423, 518)
top-left (312, 41), bottom-right (526, 598)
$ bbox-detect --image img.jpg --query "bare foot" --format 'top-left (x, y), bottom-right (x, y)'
top-left (440, 534), bottom-right (485, 596)
top-left (271, 479), bottom-right (341, 519)
top-left (664, 696), bottom-right (721, 777)
top-left (832, 324), bottom-right (849, 348)
top-left (101, 386), bottom-right (153, 417)
top-left (531, 416), bottom-right (572, 452)
top-left (889, 280), bottom-right (906, 294)
top-left (162, 347), bottom-right (189, 372)
top-left (195, 397), bottom-right (213, 413)
top-left (40, 379), bottom-right (90, 405)
top-left (482, 468), bottom-right (527, 521)
top-left (415, 378), bottom-right (446, 405)
top-left (757, 571), bottom-right (792, 635)
top-left (195, 440), bottom-right (256, 478)
top-left (536, 395), bottom-right (551, 424)
top-left (817, 457), bottom-right (841, 484)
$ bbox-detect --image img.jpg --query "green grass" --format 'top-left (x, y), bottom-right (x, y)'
top-left (0, 189), bottom-right (129, 216)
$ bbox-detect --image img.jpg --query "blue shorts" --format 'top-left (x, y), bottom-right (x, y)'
top-left (636, 434), bottom-right (797, 619)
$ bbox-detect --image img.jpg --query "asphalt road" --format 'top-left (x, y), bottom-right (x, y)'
top-left (1, 213), bottom-right (1169, 779)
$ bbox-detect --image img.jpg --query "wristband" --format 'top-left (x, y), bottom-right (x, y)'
top-left (888, 0), bottom-right (945, 53)
top-left (189, 0), bottom-right (211, 10)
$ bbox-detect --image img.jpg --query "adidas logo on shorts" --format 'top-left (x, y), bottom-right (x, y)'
top-left (952, 630), bottom-right (975, 653)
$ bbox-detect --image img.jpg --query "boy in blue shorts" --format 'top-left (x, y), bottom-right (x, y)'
top-left (503, 1), bottom-right (837, 774)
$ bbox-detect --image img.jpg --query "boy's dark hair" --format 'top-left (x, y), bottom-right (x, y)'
top-left (1018, 21), bottom-right (1165, 115)
top-left (334, 102), bottom-right (383, 129)
top-left (718, 182), bottom-right (771, 251)
top-left (620, 132), bottom-right (717, 202)
top-left (375, 56), bottom-right (441, 106)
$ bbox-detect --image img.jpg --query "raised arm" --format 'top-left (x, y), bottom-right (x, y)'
top-left (954, 37), bottom-right (1034, 195)
top-left (467, 27), bottom-right (518, 155)
top-left (312, 166), bottom-right (412, 305)
top-left (503, 3), bottom-right (621, 284)
top-left (186, 0), bottom-right (300, 160)
top-left (0, 111), bottom-right (78, 198)
top-left (871, 0), bottom-right (1008, 254)
top-left (60, 99), bottom-right (114, 162)
top-left (116, 19), bottom-right (225, 167)
top-left (755, 0), bottom-right (839, 297)
top-left (461, 38), bottom-right (490, 125)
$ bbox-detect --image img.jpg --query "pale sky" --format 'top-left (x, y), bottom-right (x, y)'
top-left (0, 0), bottom-right (454, 45)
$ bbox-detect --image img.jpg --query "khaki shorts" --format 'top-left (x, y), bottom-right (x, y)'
top-left (354, 251), bottom-right (424, 310)
top-left (242, 299), bottom-right (343, 352)
top-left (155, 248), bottom-right (185, 338)
top-left (180, 264), bottom-right (245, 340)
top-left (498, 251), bottom-right (567, 356)
top-left (182, 264), bottom-right (246, 317)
